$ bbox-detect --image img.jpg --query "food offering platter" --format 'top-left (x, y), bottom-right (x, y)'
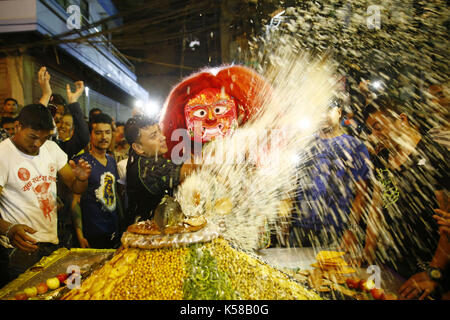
top-left (121, 216), bottom-right (220, 250)
top-left (0, 248), bottom-right (115, 300)
top-left (61, 235), bottom-right (321, 300)
top-left (258, 247), bottom-right (407, 300)
top-left (1, 194), bottom-right (406, 301)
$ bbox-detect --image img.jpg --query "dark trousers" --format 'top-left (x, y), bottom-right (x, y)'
top-left (0, 243), bottom-right (59, 288)
top-left (0, 245), bottom-right (10, 288)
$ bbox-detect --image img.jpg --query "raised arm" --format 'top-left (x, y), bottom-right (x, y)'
top-left (340, 180), bottom-right (368, 262)
top-left (399, 189), bottom-right (450, 300)
top-left (63, 81), bottom-right (90, 158)
top-left (429, 190), bottom-right (450, 271)
top-left (57, 159), bottom-right (91, 194)
top-left (38, 66), bottom-right (52, 106)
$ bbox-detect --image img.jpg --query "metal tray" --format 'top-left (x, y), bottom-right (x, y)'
top-left (0, 248), bottom-right (115, 300)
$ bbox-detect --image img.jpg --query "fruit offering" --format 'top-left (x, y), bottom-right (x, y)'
top-left (46, 277), bottom-right (60, 290)
top-left (14, 292), bottom-right (28, 300)
top-left (24, 286), bottom-right (38, 298)
top-left (345, 276), bottom-right (397, 300)
top-left (12, 272), bottom-right (71, 300)
top-left (36, 283), bottom-right (48, 295)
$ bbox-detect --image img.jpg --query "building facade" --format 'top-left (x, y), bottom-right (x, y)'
top-left (0, 0), bottom-right (148, 122)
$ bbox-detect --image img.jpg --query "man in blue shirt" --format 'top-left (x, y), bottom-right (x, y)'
top-left (290, 99), bottom-right (371, 248)
top-left (73, 113), bottom-right (120, 249)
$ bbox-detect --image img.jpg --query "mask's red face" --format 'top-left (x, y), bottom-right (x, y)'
top-left (184, 88), bottom-right (238, 142)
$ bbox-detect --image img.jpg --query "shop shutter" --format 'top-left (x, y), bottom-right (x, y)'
top-left (29, 59), bottom-right (132, 122)
top-left (0, 58), bottom-right (8, 103)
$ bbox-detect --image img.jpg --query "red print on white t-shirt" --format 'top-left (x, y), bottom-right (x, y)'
top-left (32, 181), bottom-right (55, 221)
top-left (18, 168), bottom-right (30, 181)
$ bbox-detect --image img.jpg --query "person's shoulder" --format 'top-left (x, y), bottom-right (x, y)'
top-left (0, 138), bottom-right (13, 158)
top-left (338, 134), bottom-right (370, 163)
top-left (339, 133), bottom-right (362, 143)
top-left (338, 134), bottom-right (367, 149)
top-left (43, 139), bottom-right (70, 158)
top-left (0, 128), bottom-right (10, 142)
top-left (106, 153), bottom-right (117, 164)
top-left (42, 139), bottom-right (62, 151)
top-left (118, 157), bottom-right (128, 166)
top-left (0, 137), bottom-right (11, 148)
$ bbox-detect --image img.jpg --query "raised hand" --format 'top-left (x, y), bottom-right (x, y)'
top-left (38, 66), bottom-right (52, 106)
top-left (69, 158), bottom-right (91, 182)
top-left (67, 81), bottom-right (85, 104)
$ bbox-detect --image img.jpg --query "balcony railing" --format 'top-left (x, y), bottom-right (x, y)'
top-left (40, 0), bottom-right (135, 74)
top-left (80, 13), bottom-right (136, 74)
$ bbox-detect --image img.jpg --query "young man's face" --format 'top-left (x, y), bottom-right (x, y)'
top-left (365, 110), bottom-right (403, 151)
top-left (115, 125), bottom-right (125, 144)
top-left (58, 114), bottom-right (74, 141)
top-left (90, 123), bottom-right (112, 152)
top-left (2, 123), bottom-right (15, 136)
top-left (54, 113), bottom-right (63, 130)
top-left (135, 124), bottom-right (168, 157)
top-left (320, 106), bottom-right (342, 130)
top-left (3, 100), bottom-right (17, 116)
top-left (13, 125), bottom-right (52, 156)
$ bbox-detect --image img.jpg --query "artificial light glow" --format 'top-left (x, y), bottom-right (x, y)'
top-left (299, 117), bottom-right (312, 130)
top-left (145, 100), bottom-right (160, 117)
top-left (85, 86), bottom-right (89, 96)
top-left (370, 80), bottom-right (383, 90)
top-left (135, 99), bottom-right (143, 108)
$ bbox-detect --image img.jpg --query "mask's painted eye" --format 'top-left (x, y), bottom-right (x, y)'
top-left (193, 109), bottom-right (207, 117)
top-left (213, 106), bottom-right (228, 115)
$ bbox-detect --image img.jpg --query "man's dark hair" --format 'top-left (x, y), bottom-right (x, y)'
top-left (89, 112), bottom-right (113, 133)
top-left (17, 104), bottom-right (54, 131)
top-left (1, 117), bottom-right (15, 126)
top-left (3, 98), bottom-right (18, 106)
top-left (89, 108), bottom-right (102, 119)
top-left (49, 94), bottom-right (66, 106)
top-left (361, 96), bottom-right (412, 134)
top-left (362, 95), bottom-right (402, 123)
top-left (115, 121), bottom-right (125, 128)
top-left (124, 115), bottom-right (158, 145)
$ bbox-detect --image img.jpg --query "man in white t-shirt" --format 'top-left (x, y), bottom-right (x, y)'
top-left (0, 104), bottom-right (91, 286)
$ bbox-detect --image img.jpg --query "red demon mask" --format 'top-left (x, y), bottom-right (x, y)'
top-left (184, 88), bottom-right (238, 142)
top-left (159, 65), bottom-right (271, 158)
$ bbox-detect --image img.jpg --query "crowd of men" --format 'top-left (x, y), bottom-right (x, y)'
top-left (0, 66), bottom-right (448, 300)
